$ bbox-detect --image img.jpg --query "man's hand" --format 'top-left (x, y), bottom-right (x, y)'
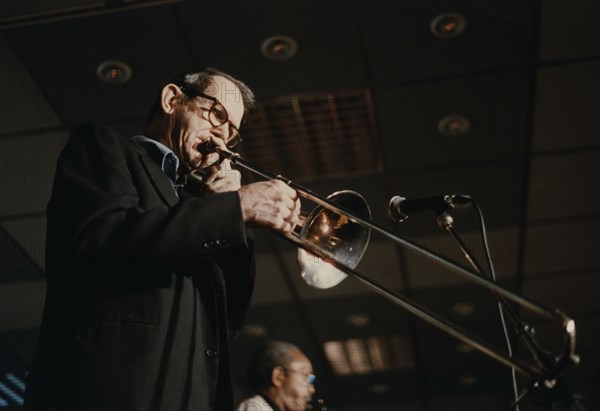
top-left (238, 180), bottom-right (301, 233)
top-left (201, 159), bottom-right (242, 193)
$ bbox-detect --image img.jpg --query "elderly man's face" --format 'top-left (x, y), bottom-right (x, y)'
top-left (280, 350), bottom-right (315, 411)
top-left (172, 75), bottom-right (245, 174)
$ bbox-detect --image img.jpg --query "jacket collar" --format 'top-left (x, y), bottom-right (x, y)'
top-left (130, 136), bottom-right (179, 207)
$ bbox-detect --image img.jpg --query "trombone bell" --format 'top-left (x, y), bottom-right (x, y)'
top-left (297, 190), bottom-right (372, 289)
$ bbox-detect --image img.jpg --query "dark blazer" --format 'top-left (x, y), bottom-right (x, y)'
top-left (25, 122), bottom-right (255, 410)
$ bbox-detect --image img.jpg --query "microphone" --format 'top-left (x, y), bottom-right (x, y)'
top-left (388, 194), bottom-right (471, 222)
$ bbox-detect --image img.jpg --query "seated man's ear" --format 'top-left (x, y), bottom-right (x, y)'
top-left (161, 84), bottom-right (184, 115)
top-left (271, 366), bottom-right (285, 388)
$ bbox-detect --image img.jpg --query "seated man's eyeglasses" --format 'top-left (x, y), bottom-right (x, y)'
top-left (179, 84), bottom-right (242, 149)
top-left (282, 367), bottom-right (317, 385)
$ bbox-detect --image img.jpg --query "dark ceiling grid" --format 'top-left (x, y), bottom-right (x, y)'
top-left (509, 0), bottom-right (542, 377)
top-left (525, 7), bottom-right (600, 401)
top-left (0, 228), bottom-right (43, 283)
top-left (359, 0), bottom-right (536, 86)
top-left (175, 0), bottom-right (368, 101)
top-left (538, 0), bottom-right (600, 62)
top-left (0, 131), bottom-right (69, 220)
top-left (0, 36), bottom-right (63, 137)
top-left (3, 4), bottom-right (195, 129)
top-left (360, 2), bottom-right (544, 407)
top-left (532, 61), bottom-right (600, 152)
top-left (0, 0), bottom-right (189, 31)
top-left (527, 150), bottom-right (600, 222)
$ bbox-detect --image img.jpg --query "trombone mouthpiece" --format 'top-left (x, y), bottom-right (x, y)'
top-left (197, 141), bottom-right (217, 156)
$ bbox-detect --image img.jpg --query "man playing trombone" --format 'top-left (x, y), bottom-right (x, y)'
top-left (25, 68), bottom-right (300, 411)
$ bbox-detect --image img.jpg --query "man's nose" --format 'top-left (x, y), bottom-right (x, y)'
top-left (308, 384), bottom-right (315, 394)
top-left (210, 123), bottom-right (229, 139)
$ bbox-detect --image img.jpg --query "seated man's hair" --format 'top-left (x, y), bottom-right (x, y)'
top-left (246, 341), bottom-right (300, 393)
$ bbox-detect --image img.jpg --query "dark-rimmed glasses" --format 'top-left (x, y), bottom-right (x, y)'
top-left (283, 367), bottom-right (316, 385)
top-left (179, 84), bottom-right (242, 149)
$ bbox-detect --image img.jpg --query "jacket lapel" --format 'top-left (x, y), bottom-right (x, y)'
top-left (134, 147), bottom-right (180, 207)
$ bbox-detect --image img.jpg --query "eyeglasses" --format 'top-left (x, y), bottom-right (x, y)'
top-left (179, 84), bottom-right (242, 149)
top-left (283, 367), bottom-right (316, 385)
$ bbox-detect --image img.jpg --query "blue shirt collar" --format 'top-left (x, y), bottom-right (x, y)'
top-left (133, 135), bottom-right (180, 185)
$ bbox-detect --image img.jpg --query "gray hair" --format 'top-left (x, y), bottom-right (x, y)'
top-left (144, 67), bottom-right (255, 127)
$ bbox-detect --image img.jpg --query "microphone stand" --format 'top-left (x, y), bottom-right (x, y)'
top-left (435, 211), bottom-right (583, 410)
top-left (212, 145), bottom-right (580, 407)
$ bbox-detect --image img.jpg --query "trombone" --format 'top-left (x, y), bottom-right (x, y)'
top-left (205, 146), bottom-right (579, 394)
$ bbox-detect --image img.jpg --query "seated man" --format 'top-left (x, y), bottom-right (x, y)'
top-left (238, 341), bottom-right (316, 411)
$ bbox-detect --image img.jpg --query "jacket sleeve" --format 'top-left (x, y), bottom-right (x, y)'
top-left (47, 122), bottom-right (250, 275)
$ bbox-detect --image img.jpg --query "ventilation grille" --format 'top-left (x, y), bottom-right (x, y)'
top-left (323, 335), bottom-right (414, 376)
top-left (239, 89), bottom-right (382, 181)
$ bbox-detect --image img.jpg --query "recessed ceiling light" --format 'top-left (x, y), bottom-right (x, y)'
top-left (458, 375), bottom-right (479, 386)
top-left (345, 313), bottom-right (371, 328)
top-left (261, 35), bottom-right (298, 61)
top-left (96, 60), bottom-right (132, 85)
top-left (438, 114), bottom-right (471, 137)
top-left (369, 383), bottom-right (391, 395)
top-left (451, 302), bottom-right (476, 317)
top-left (455, 342), bottom-right (475, 354)
top-left (430, 12), bottom-right (467, 39)
top-left (242, 323), bottom-right (268, 338)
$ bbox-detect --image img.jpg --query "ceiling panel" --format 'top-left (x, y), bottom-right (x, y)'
top-left (419, 326), bottom-right (511, 396)
top-left (404, 227), bottom-right (520, 289)
top-left (0, 35), bottom-right (61, 135)
top-left (0, 130), bottom-right (68, 217)
top-left (533, 61), bottom-right (600, 152)
top-left (0, 1), bottom-right (101, 21)
top-left (334, 372), bottom-right (421, 405)
top-left (0, 279), bottom-right (45, 330)
top-left (303, 294), bottom-right (412, 341)
top-left (360, 0), bottom-right (535, 85)
top-left (249, 239), bottom-right (295, 305)
top-left (539, 0), bottom-right (600, 62)
top-left (176, 0), bottom-right (367, 101)
top-left (0, 228), bottom-right (42, 283)
top-left (522, 219), bottom-right (600, 277)
top-left (411, 283), bottom-right (517, 328)
top-left (377, 71), bottom-right (531, 170)
top-left (527, 150), bottom-right (600, 221)
top-left (2, 5), bottom-right (194, 128)
top-left (521, 271), bottom-right (600, 317)
top-left (0, 217), bottom-right (46, 270)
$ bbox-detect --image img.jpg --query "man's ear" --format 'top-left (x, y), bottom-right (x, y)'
top-left (161, 83), bottom-right (183, 115)
top-left (271, 366), bottom-right (285, 388)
